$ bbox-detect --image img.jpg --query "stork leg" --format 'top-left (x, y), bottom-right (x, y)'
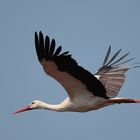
top-left (108, 98), bottom-right (140, 104)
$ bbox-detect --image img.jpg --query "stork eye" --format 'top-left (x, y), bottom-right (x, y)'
top-left (32, 102), bottom-right (35, 104)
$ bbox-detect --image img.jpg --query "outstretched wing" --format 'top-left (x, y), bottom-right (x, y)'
top-left (35, 31), bottom-right (108, 99)
top-left (95, 46), bottom-right (135, 98)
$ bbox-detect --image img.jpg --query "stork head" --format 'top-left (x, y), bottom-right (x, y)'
top-left (13, 100), bottom-right (42, 114)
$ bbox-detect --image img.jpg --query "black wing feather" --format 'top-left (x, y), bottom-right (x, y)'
top-left (54, 46), bottom-right (62, 56)
top-left (109, 52), bottom-right (129, 67)
top-left (106, 49), bottom-right (122, 66)
top-left (49, 39), bottom-right (55, 56)
top-left (35, 32), bottom-right (44, 61)
top-left (103, 45), bottom-right (111, 66)
top-left (45, 36), bottom-right (50, 59)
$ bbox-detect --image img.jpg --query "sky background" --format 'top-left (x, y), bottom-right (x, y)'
top-left (1, 0), bottom-right (140, 140)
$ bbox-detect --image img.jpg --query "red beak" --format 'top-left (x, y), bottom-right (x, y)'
top-left (12, 105), bottom-right (32, 114)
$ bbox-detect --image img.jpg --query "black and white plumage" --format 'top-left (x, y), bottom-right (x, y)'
top-left (13, 31), bottom-right (140, 114)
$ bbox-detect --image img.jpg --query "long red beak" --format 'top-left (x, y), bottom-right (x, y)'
top-left (12, 105), bottom-right (32, 114)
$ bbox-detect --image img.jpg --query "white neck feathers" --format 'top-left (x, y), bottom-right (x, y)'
top-left (38, 98), bottom-right (72, 112)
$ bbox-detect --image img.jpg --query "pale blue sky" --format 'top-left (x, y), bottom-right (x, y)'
top-left (1, 0), bottom-right (140, 140)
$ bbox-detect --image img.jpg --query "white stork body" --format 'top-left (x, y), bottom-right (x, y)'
top-left (13, 31), bottom-right (140, 114)
top-left (31, 97), bottom-right (107, 112)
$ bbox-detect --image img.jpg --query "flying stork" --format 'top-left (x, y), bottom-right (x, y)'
top-left (13, 31), bottom-right (140, 114)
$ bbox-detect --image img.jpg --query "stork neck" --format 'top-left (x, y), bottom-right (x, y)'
top-left (39, 98), bottom-right (71, 112)
top-left (40, 103), bottom-right (63, 111)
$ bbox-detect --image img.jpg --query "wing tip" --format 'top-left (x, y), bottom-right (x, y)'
top-left (102, 46), bottom-right (134, 68)
top-left (34, 31), bottom-right (71, 63)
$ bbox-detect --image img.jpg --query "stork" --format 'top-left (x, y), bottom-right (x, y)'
top-left (13, 31), bottom-right (140, 114)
